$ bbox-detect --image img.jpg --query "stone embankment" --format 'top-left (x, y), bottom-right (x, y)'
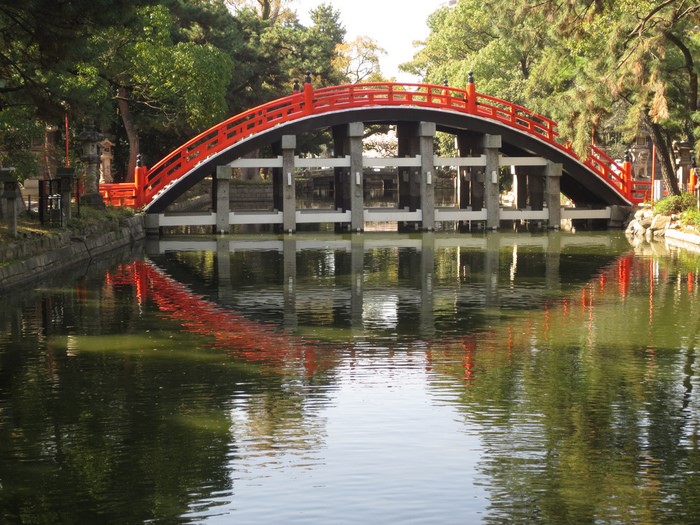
top-left (0, 215), bottom-right (145, 290)
top-left (626, 206), bottom-right (700, 251)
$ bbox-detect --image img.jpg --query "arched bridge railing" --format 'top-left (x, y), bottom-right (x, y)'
top-left (100, 80), bottom-right (650, 208)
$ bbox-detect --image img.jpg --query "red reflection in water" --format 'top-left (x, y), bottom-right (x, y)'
top-left (104, 254), bottom-right (696, 385)
top-left (106, 261), bottom-right (335, 376)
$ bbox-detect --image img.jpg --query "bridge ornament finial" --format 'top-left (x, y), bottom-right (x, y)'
top-left (305, 71), bottom-right (312, 85)
top-left (293, 79), bottom-right (300, 92)
top-left (468, 70), bottom-right (474, 84)
top-left (136, 153), bottom-right (143, 167)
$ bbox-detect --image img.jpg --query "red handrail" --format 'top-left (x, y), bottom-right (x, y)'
top-left (99, 82), bottom-right (638, 208)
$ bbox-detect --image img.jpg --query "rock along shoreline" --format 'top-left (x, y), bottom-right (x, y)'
top-left (626, 206), bottom-right (700, 253)
top-left (0, 214), bottom-right (145, 291)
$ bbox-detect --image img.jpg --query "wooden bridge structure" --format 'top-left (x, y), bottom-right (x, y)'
top-left (99, 76), bottom-right (651, 232)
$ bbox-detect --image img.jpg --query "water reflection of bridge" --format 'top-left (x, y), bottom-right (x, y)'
top-left (146, 233), bottom-right (628, 338)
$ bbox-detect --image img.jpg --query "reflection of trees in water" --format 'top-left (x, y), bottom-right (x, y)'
top-left (426, 253), bottom-right (700, 523)
top-left (0, 267), bottom-right (333, 523)
top-left (3, 239), bottom-right (698, 522)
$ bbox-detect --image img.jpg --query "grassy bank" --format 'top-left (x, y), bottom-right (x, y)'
top-left (0, 206), bottom-right (136, 262)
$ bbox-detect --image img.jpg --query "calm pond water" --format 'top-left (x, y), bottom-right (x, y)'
top-left (1, 231), bottom-right (699, 524)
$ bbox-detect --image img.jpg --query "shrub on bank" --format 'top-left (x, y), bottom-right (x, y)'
top-left (681, 208), bottom-right (700, 230)
top-left (654, 193), bottom-right (696, 215)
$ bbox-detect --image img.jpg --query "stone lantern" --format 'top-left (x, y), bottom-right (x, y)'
top-left (78, 128), bottom-right (105, 207)
top-left (0, 168), bottom-right (18, 237)
top-left (99, 137), bottom-right (115, 183)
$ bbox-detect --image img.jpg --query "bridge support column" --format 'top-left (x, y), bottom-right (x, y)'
top-left (484, 134), bottom-right (502, 230)
top-left (513, 167), bottom-right (529, 209)
top-left (420, 122), bottom-right (436, 231)
top-left (529, 169), bottom-right (544, 212)
top-left (456, 131), bottom-right (486, 229)
top-left (546, 161), bottom-right (562, 229)
top-left (332, 122), bottom-right (365, 232)
top-left (349, 123), bottom-right (365, 232)
top-left (281, 135), bottom-right (297, 233)
top-left (144, 213), bottom-right (160, 237)
top-left (397, 123), bottom-right (421, 231)
top-left (215, 166), bottom-right (231, 234)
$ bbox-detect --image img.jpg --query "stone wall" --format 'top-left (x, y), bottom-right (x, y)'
top-left (231, 183), bottom-right (273, 210)
top-left (0, 215), bottom-right (145, 290)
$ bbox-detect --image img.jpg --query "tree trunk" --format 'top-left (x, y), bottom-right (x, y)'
top-left (116, 85), bottom-right (139, 183)
top-left (646, 117), bottom-right (681, 196)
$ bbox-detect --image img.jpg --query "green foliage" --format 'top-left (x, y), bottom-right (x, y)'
top-left (0, 107), bottom-right (46, 180)
top-left (681, 208), bottom-right (700, 230)
top-left (1, 0), bottom-right (357, 179)
top-left (406, 0), bottom-right (699, 195)
top-left (654, 193), bottom-right (697, 216)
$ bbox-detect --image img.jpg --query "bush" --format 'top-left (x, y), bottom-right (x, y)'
top-left (681, 208), bottom-right (700, 230)
top-left (654, 193), bottom-right (697, 215)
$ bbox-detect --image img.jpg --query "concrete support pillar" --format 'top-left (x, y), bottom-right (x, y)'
top-left (529, 168), bottom-right (544, 212)
top-left (456, 132), bottom-right (485, 213)
top-left (396, 122), bottom-right (420, 215)
top-left (397, 123), bottom-right (421, 227)
top-left (281, 135), bottom-right (297, 233)
top-left (333, 121), bottom-right (364, 231)
top-left (514, 167), bottom-right (529, 209)
top-left (348, 122), bottom-right (365, 232)
top-left (144, 213), bottom-right (160, 237)
top-left (472, 169), bottom-right (485, 212)
top-left (545, 161), bottom-right (563, 229)
top-left (332, 125), bottom-right (349, 217)
top-left (215, 166), bottom-right (232, 234)
top-left (483, 134), bottom-right (502, 230)
top-left (458, 164), bottom-right (471, 210)
top-left (419, 122), bottom-right (436, 231)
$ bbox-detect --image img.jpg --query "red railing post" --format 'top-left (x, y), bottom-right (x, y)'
top-left (442, 79), bottom-right (451, 107)
top-left (134, 154), bottom-right (147, 207)
top-left (466, 71), bottom-right (477, 114)
top-left (622, 149), bottom-right (633, 199)
top-left (303, 71), bottom-right (314, 114)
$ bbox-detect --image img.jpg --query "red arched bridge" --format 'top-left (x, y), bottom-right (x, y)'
top-left (100, 77), bottom-right (650, 230)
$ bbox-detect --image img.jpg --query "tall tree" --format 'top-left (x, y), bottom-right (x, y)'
top-left (406, 0), bottom-right (700, 196)
top-left (402, 0), bottom-right (547, 103)
top-left (301, 3), bottom-right (347, 86)
top-left (333, 36), bottom-right (386, 83)
top-left (70, 4), bottom-right (233, 181)
top-left (525, 0), bottom-right (699, 195)
top-left (0, 0), bottom-right (154, 175)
